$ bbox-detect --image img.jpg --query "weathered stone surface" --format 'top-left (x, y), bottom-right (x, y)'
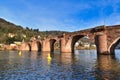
top-left (31, 41), bottom-right (42, 51)
top-left (20, 42), bottom-right (31, 51)
top-left (20, 25), bottom-right (120, 55)
top-left (95, 34), bottom-right (108, 54)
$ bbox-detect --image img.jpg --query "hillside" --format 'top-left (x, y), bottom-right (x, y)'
top-left (0, 18), bottom-right (67, 44)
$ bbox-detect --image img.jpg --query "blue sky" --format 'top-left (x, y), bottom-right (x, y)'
top-left (0, 0), bottom-right (120, 31)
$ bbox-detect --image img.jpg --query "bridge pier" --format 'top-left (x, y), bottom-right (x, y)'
top-left (42, 39), bottom-right (51, 52)
top-left (95, 34), bottom-right (109, 55)
top-left (60, 38), bottom-right (72, 53)
top-left (31, 41), bottom-right (41, 51)
top-left (20, 42), bottom-right (31, 51)
top-left (31, 41), bottom-right (38, 51)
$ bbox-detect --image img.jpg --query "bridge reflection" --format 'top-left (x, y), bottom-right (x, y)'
top-left (96, 55), bottom-right (119, 80)
top-left (3, 50), bottom-right (120, 79)
top-left (60, 52), bottom-right (73, 65)
top-left (41, 52), bottom-right (73, 66)
top-left (41, 52), bottom-right (53, 66)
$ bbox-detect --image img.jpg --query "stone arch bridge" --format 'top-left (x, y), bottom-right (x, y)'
top-left (20, 25), bottom-right (120, 55)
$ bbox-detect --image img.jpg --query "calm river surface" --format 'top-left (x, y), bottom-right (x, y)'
top-left (0, 50), bottom-right (120, 80)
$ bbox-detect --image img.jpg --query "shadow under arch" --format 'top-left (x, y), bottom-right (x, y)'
top-left (49, 39), bottom-right (57, 52)
top-left (36, 41), bottom-right (42, 52)
top-left (28, 43), bottom-right (31, 51)
top-left (71, 35), bottom-right (85, 53)
top-left (109, 37), bottom-right (120, 55)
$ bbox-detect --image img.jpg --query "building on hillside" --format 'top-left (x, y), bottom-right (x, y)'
top-left (8, 33), bottom-right (15, 38)
top-left (30, 37), bottom-right (36, 41)
top-left (83, 43), bottom-right (90, 48)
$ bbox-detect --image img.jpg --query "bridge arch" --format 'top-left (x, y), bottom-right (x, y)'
top-left (36, 41), bottom-right (42, 52)
top-left (108, 37), bottom-right (120, 54)
top-left (71, 35), bottom-right (85, 53)
top-left (31, 41), bottom-right (42, 51)
top-left (20, 42), bottom-right (31, 51)
top-left (49, 39), bottom-right (57, 52)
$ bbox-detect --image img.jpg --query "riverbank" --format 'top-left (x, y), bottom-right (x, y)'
top-left (0, 44), bottom-right (19, 51)
top-left (75, 46), bottom-right (96, 50)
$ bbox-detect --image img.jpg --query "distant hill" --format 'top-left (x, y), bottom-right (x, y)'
top-left (0, 18), bottom-right (68, 44)
top-left (0, 18), bottom-right (23, 32)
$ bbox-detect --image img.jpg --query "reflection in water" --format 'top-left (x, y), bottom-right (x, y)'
top-left (72, 50), bottom-right (97, 80)
top-left (96, 55), bottom-right (120, 80)
top-left (30, 51), bottom-right (38, 60)
top-left (18, 51), bottom-right (22, 56)
top-left (41, 52), bottom-right (53, 66)
top-left (47, 53), bottom-right (52, 65)
top-left (1, 50), bottom-right (120, 79)
top-left (9, 51), bottom-right (20, 64)
top-left (60, 52), bottom-right (72, 64)
top-left (97, 55), bottom-right (115, 71)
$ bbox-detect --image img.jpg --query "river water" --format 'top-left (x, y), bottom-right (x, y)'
top-left (0, 50), bottom-right (120, 80)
